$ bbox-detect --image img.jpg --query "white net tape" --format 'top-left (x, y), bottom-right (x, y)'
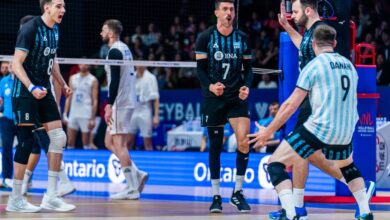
top-left (0, 55), bottom-right (281, 74)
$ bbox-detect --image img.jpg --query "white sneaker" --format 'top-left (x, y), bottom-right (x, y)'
top-left (110, 188), bottom-right (140, 200)
top-left (40, 193), bottom-right (76, 212)
top-left (136, 170), bottom-right (149, 193)
top-left (3, 178), bottom-right (13, 189)
top-left (6, 196), bottom-right (42, 213)
top-left (57, 181), bottom-right (76, 197)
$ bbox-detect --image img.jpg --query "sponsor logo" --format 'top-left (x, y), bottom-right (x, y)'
top-left (107, 154), bottom-right (125, 183)
top-left (376, 133), bottom-right (388, 182)
top-left (258, 155), bottom-right (273, 189)
top-left (63, 159), bottom-right (105, 178)
top-left (357, 112), bottom-right (375, 136)
top-left (214, 51), bottom-right (223, 61)
top-left (213, 43), bottom-right (219, 49)
top-left (5, 88), bottom-right (11, 96)
top-left (233, 42), bottom-right (241, 49)
top-left (193, 162), bottom-right (255, 184)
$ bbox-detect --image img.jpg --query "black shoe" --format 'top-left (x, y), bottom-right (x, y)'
top-left (209, 195), bottom-right (222, 213)
top-left (230, 190), bottom-right (251, 212)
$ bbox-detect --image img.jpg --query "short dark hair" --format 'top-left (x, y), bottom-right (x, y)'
top-left (40, 0), bottom-right (53, 13)
top-left (270, 101), bottom-right (279, 106)
top-left (215, 0), bottom-right (235, 9)
top-left (292, 0), bottom-right (318, 11)
top-left (313, 24), bottom-right (337, 47)
top-left (20, 15), bottom-right (35, 26)
top-left (104, 19), bottom-right (123, 36)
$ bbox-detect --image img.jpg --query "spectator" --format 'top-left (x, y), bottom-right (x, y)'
top-left (256, 101), bottom-right (280, 153)
top-left (257, 74), bottom-right (277, 89)
top-left (0, 61), bottom-right (9, 80)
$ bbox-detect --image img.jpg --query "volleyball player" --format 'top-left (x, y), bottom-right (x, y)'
top-left (249, 24), bottom-right (373, 220)
top-left (195, 0), bottom-right (253, 213)
top-left (7, 0), bottom-right (75, 212)
top-left (101, 19), bottom-right (148, 200)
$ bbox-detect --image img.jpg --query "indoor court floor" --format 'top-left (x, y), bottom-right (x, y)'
top-left (1, 184), bottom-right (390, 220)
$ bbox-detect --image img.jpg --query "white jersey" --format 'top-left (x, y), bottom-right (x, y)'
top-left (296, 52), bottom-right (359, 145)
top-left (135, 69), bottom-right (159, 109)
top-left (104, 41), bottom-right (136, 109)
top-left (69, 72), bottom-right (96, 119)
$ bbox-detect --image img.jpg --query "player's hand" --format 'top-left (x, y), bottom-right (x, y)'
top-left (278, 1), bottom-right (290, 29)
top-left (247, 121), bottom-right (271, 149)
top-left (209, 82), bottom-right (225, 96)
top-left (239, 86), bottom-right (249, 100)
top-left (63, 84), bottom-right (72, 97)
top-left (104, 104), bottom-right (113, 125)
top-left (31, 87), bottom-right (47, 100)
top-left (153, 115), bottom-right (160, 128)
top-left (88, 119), bottom-right (96, 130)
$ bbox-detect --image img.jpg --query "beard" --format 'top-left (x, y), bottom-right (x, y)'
top-left (295, 13), bottom-right (308, 27)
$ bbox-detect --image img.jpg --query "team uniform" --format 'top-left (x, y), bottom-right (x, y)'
top-left (12, 16), bottom-right (61, 125)
top-left (129, 69), bottom-right (159, 138)
top-left (104, 41), bottom-right (136, 134)
top-left (195, 26), bottom-right (253, 126)
top-left (287, 52), bottom-right (358, 159)
top-left (68, 73), bottom-right (97, 133)
top-left (295, 20), bottom-right (323, 128)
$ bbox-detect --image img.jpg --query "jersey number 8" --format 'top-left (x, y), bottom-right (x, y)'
top-left (47, 58), bottom-right (54, 75)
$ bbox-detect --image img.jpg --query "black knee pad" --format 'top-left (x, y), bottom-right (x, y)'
top-left (267, 162), bottom-right (290, 186)
top-left (340, 162), bottom-right (362, 183)
top-left (14, 126), bottom-right (35, 165)
top-left (208, 126), bottom-right (224, 180)
top-left (32, 129), bottom-right (50, 154)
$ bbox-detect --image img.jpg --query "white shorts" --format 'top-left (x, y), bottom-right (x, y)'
top-left (68, 117), bottom-right (90, 133)
top-left (107, 108), bottom-right (134, 135)
top-left (129, 108), bottom-right (153, 138)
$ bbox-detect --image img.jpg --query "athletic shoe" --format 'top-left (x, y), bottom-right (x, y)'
top-left (2, 178), bottom-right (13, 189)
top-left (270, 209), bottom-right (302, 220)
top-left (40, 193), bottom-right (76, 212)
top-left (209, 195), bottom-right (222, 213)
top-left (6, 196), bottom-right (41, 213)
top-left (110, 188), bottom-right (140, 200)
top-left (359, 213), bottom-right (374, 220)
top-left (269, 206), bottom-right (308, 220)
top-left (136, 170), bottom-right (149, 193)
top-left (57, 181), bottom-right (76, 197)
top-left (229, 190), bottom-right (251, 212)
top-left (355, 181), bottom-right (376, 219)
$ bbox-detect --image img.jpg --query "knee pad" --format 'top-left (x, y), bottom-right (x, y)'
top-left (48, 128), bottom-right (67, 154)
top-left (340, 162), bottom-right (362, 183)
top-left (267, 162), bottom-right (290, 186)
top-left (14, 126), bottom-right (34, 165)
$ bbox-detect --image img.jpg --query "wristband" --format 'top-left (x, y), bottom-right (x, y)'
top-left (28, 84), bottom-right (35, 92)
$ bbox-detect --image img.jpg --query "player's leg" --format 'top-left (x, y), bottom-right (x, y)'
top-left (22, 133), bottom-right (41, 195)
top-left (40, 95), bottom-right (75, 211)
top-left (228, 116), bottom-right (251, 212)
top-left (66, 118), bottom-right (78, 149)
top-left (79, 118), bottom-right (91, 150)
top-left (35, 128), bottom-right (76, 197)
top-left (335, 152), bottom-right (374, 219)
top-left (227, 99), bottom-right (251, 212)
top-left (202, 98), bottom-right (225, 213)
top-left (89, 116), bottom-right (101, 150)
top-left (127, 112), bottom-right (139, 150)
top-left (1, 117), bottom-right (16, 188)
top-left (267, 139), bottom-right (306, 220)
top-left (7, 98), bottom-right (41, 213)
top-left (139, 111), bottom-right (153, 151)
top-left (108, 108), bottom-right (147, 199)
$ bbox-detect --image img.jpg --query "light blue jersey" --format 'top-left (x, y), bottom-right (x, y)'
top-left (296, 52), bottom-right (359, 145)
